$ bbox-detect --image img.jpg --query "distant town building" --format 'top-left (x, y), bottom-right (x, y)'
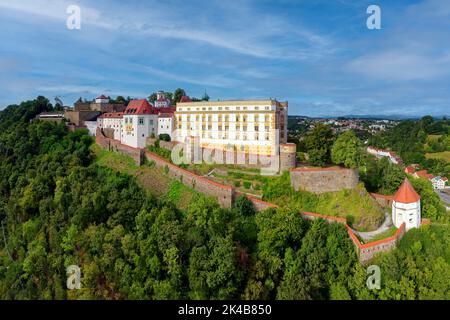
top-left (430, 176), bottom-right (448, 190)
top-left (154, 91), bottom-right (171, 108)
top-left (413, 170), bottom-right (434, 180)
top-left (367, 146), bottom-right (403, 165)
top-left (392, 178), bottom-right (421, 230)
top-left (404, 166), bottom-right (415, 174)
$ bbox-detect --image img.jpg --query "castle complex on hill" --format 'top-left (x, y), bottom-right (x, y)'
top-left (90, 93), bottom-right (296, 172)
top-left (38, 91), bottom-right (428, 263)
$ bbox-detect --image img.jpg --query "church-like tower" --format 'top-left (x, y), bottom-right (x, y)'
top-left (392, 178), bottom-right (421, 230)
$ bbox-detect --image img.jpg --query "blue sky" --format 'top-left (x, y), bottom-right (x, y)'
top-left (0, 0), bottom-right (449, 117)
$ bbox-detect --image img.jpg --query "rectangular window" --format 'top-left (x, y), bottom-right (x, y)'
top-left (138, 117), bottom-right (144, 125)
top-left (150, 119), bottom-right (154, 125)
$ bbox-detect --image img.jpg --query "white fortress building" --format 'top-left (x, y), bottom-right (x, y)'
top-left (392, 178), bottom-right (421, 230)
top-left (97, 112), bottom-right (124, 141)
top-left (121, 99), bottom-right (159, 148)
top-left (173, 99), bottom-right (288, 156)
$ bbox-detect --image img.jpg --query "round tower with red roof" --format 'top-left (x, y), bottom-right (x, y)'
top-left (392, 178), bottom-right (421, 230)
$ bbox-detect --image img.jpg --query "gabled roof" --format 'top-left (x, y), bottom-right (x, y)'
top-left (99, 112), bottom-right (123, 119)
top-left (405, 166), bottom-right (415, 174)
top-left (179, 96), bottom-right (192, 103)
top-left (124, 99), bottom-right (156, 115)
top-left (96, 95), bottom-right (109, 100)
top-left (415, 170), bottom-right (434, 179)
top-left (393, 178), bottom-right (420, 204)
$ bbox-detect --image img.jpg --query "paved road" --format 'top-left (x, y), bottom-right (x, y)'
top-left (435, 189), bottom-right (450, 206)
top-left (352, 210), bottom-right (393, 241)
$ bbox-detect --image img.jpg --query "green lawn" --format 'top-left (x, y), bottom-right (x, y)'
top-left (267, 182), bottom-right (386, 232)
top-left (428, 134), bottom-right (442, 141)
top-left (426, 151), bottom-right (450, 162)
top-left (363, 226), bottom-right (398, 244)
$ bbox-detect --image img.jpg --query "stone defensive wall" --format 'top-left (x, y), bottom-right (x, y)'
top-left (370, 193), bottom-right (394, 208)
top-left (95, 131), bottom-right (407, 264)
top-left (146, 138), bottom-right (296, 173)
top-left (96, 129), bottom-right (144, 165)
top-left (290, 166), bottom-right (359, 193)
top-left (97, 129), bottom-right (235, 208)
top-left (146, 137), bottom-right (179, 151)
top-left (235, 192), bottom-right (278, 211)
top-left (144, 150), bottom-right (235, 208)
top-left (302, 211), bottom-right (406, 264)
top-left (346, 223), bottom-right (406, 264)
top-left (244, 197), bottom-right (407, 264)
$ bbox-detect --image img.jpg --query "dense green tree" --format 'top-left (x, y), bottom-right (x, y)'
top-left (1, 97), bottom-right (449, 300)
top-left (173, 88), bottom-right (186, 103)
top-left (304, 124), bottom-right (335, 166)
top-left (331, 130), bottom-right (363, 168)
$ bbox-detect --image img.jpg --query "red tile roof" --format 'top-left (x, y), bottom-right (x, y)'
top-left (179, 96), bottom-right (192, 103)
top-left (405, 166), bottom-right (415, 174)
top-left (99, 112), bottom-right (123, 118)
top-left (393, 178), bottom-right (420, 204)
top-left (158, 106), bottom-right (176, 115)
top-left (96, 95), bottom-right (109, 100)
top-left (415, 170), bottom-right (434, 179)
top-left (125, 99), bottom-right (156, 115)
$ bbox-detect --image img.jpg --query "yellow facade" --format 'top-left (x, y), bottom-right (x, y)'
top-left (174, 99), bottom-right (288, 156)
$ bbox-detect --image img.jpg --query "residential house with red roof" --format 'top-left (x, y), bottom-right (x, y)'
top-left (366, 146), bottom-right (403, 165)
top-left (404, 166), bottom-right (415, 174)
top-left (430, 176), bottom-right (448, 190)
top-left (414, 169), bottom-right (434, 180)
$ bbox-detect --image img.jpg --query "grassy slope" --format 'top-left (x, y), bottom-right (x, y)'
top-left (425, 151), bottom-right (450, 162)
top-left (91, 144), bottom-right (198, 211)
top-left (271, 183), bottom-right (385, 232)
top-left (313, 184), bottom-right (385, 231)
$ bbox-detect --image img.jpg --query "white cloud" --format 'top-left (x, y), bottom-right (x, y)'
top-left (347, 51), bottom-right (450, 81)
top-left (0, 0), bottom-right (333, 60)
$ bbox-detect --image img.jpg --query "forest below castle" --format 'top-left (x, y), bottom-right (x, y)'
top-left (0, 97), bottom-right (449, 300)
